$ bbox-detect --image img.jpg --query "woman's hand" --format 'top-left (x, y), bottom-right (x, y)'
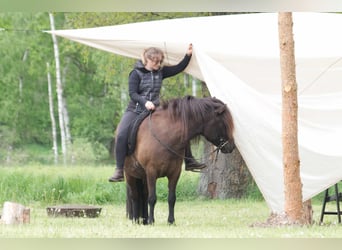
top-left (145, 101), bottom-right (155, 111)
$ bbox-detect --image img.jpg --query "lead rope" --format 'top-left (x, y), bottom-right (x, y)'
top-left (148, 111), bottom-right (223, 165)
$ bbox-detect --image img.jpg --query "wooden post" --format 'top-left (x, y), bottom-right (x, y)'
top-left (1, 201), bottom-right (30, 224)
top-left (278, 12), bottom-right (312, 224)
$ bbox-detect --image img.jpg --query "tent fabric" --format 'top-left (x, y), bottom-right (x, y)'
top-left (47, 13), bottom-right (342, 213)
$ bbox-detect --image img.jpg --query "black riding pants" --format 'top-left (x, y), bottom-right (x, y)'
top-left (115, 111), bottom-right (139, 169)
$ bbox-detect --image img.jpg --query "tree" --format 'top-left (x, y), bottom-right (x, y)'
top-left (197, 81), bottom-right (253, 199)
top-left (198, 143), bottom-right (252, 199)
top-left (61, 56), bottom-right (72, 147)
top-left (49, 12), bottom-right (67, 164)
top-left (46, 62), bottom-right (58, 164)
top-left (0, 13), bottom-right (55, 149)
top-left (0, 12), bottom-right (216, 164)
top-left (278, 12), bottom-right (312, 224)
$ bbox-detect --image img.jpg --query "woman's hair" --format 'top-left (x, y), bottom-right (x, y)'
top-left (141, 47), bottom-right (165, 65)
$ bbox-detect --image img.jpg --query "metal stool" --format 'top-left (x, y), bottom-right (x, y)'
top-left (319, 182), bottom-right (342, 224)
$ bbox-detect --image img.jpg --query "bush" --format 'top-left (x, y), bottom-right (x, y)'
top-left (0, 165), bottom-right (287, 207)
top-left (68, 138), bottom-right (109, 165)
top-left (0, 139), bottom-right (112, 166)
top-left (0, 166), bottom-right (201, 206)
top-left (0, 166), bottom-right (124, 205)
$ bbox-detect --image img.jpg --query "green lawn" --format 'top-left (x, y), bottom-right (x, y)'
top-left (0, 166), bottom-right (341, 238)
top-left (1, 200), bottom-right (341, 238)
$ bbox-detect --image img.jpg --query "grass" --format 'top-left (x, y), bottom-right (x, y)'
top-left (1, 200), bottom-right (342, 238)
top-left (0, 166), bottom-right (342, 238)
top-left (0, 165), bottom-right (200, 205)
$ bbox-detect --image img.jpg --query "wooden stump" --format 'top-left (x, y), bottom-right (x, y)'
top-left (1, 201), bottom-right (30, 225)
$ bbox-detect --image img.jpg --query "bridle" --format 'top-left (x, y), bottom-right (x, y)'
top-left (148, 111), bottom-right (230, 164)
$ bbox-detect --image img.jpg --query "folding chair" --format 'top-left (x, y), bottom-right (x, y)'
top-left (319, 182), bottom-right (342, 224)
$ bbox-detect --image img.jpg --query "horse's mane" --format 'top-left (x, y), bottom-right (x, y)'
top-left (160, 95), bottom-right (234, 140)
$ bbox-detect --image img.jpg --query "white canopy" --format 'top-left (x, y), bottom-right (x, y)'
top-left (47, 13), bottom-right (342, 213)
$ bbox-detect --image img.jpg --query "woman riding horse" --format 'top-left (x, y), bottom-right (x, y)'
top-left (109, 44), bottom-right (205, 182)
top-left (125, 96), bottom-right (235, 224)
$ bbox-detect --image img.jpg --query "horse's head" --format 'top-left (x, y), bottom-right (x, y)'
top-left (202, 97), bottom-right (235, 154)
top-left (164, 96), bottom-right (235, 153)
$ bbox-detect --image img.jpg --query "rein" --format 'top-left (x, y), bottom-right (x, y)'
top-left (148, 111), bottom-right (227, 164)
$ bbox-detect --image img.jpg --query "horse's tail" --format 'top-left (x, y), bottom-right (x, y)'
top-left (126, 178), bottom-right (148, 225)
top-left (137, 178), bottom-right (148, 225)
top-left (126, 184), bottom-right (133, 220)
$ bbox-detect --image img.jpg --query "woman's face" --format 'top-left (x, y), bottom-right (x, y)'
top-left (145, 54), bottom-right (163, 71)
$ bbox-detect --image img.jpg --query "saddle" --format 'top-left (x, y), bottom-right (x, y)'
top-left (127, 110), bottom-right (151, 155)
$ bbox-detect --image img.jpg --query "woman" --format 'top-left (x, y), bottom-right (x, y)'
top-left (109, 44), bottom-right (205, 182)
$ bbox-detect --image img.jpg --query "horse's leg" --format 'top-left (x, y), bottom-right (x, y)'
top-left (146, 175), bottom-right (157, 225)
top-left (142, 180), bottom-right (149, 225)
top-left (167, 172), bottom-right (181, 225)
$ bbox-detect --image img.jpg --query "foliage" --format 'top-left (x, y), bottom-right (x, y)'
top-left (0, 12), bottom-right (213, 163)
top-left (0, 13), bottom-right (52, 146)
top-left (0, 140), bottom-right (110, 166)
top-left (0, 165), bottom-right (266, 207)
top-left (68, 138), bottom-right (109, 164)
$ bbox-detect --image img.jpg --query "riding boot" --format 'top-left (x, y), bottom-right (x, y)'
top-left (108, 168), bottom-right (124, 182)
top-left (185, 158), bottom-right (207, 171)
top-left (184, 144), bottom-right (207, 171)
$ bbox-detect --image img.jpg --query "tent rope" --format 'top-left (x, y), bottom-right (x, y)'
top-left (299, 56), bottom-right (342, 95)
top-left (163, 41), bottom-right (170, 65)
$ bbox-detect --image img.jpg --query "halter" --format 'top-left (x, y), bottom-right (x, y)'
top-left (148, 111), bottom-right (229, 167)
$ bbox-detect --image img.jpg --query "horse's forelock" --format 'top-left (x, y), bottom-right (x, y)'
top-left (208, 97), bottom-right (234, 139)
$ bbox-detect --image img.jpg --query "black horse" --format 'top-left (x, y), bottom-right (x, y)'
top-left (124, 96), bottom-right (235, 225)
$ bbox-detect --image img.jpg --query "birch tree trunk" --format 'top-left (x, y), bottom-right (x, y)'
top-left (49, 12), bottom-right (67, 164)
top-left (192, 77), bottom-right (197, 97)
top-left (278, 12), bottom-right (312, 224)
top-left (183, 73), bottom-right (189, 89)
top-left (61, 58), bottom-right (72, 146)
top-left (62, 98), bottom-right (71, 144)
top-left (47, 62), bottom-right (58, 164)
top-left (19, 49), bottom-right (29, 102)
